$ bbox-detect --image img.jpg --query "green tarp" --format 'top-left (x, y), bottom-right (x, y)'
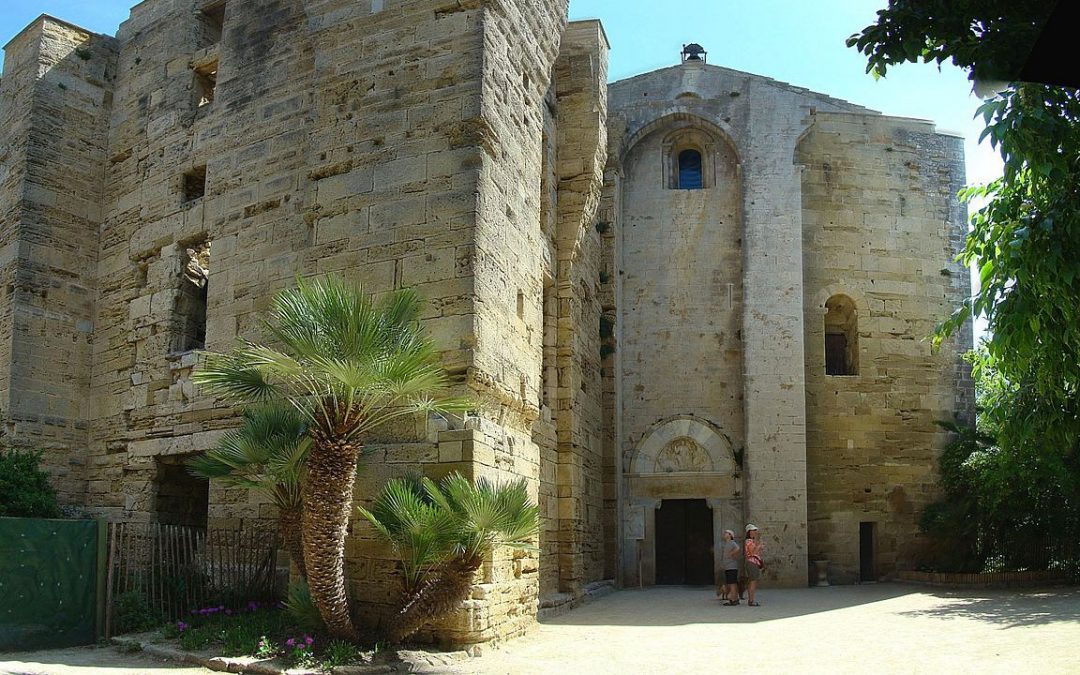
top-left (0, 518), bottom-right (99, 651)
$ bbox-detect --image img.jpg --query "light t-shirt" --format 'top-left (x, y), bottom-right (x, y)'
top-left (722, 540), bottom-right (740, 570)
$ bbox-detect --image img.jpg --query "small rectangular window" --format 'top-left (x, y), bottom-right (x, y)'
top-left (825, 333), bottom-right (849, 376)
top-left (200, 2), bottom-right (227, 43)
top-left (183, 166), bottom-right (207, 203)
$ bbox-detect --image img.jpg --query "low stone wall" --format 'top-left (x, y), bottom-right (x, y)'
top-left (898, 570), bottom-right (1070, 587)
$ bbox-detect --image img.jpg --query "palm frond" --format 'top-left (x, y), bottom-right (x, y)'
top-left (193, 350), bottom-right (281, 403)
top-left (186, 404), bottom-right (310, 510)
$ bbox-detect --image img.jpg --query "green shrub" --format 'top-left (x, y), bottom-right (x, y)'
top-left (178, 624), bottom-right (216, 651)
top-left (0, 448), bottom-right (61, 518)
top-left (113, 591), bottom-right (162, 634)
top-left (322, 639), bottom-right (360, 668)
top-left (284, 579), bottom-right (325, 633)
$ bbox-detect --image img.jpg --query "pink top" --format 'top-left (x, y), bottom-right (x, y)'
top-left (745, 537), bottom-right (763, 559)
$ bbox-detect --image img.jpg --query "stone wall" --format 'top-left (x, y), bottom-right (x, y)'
top-left (0, 17), bottom-right (116, 507)
top-left (0, 0), bottom-right (605, 645)
top-left (607, 62), bottom-right (871, 586)
top-left (798, 112), bottom-right (974, 583)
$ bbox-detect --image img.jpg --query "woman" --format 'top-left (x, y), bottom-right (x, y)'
top-left (718, 529), bottom-right (741, 605)
top-left (744, 524), bottom-right (764, 607)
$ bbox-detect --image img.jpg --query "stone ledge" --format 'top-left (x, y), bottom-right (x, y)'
top-left (537, 579), bottom-right (616, 620)
top-left (109, 635), bottom-right (470, 674)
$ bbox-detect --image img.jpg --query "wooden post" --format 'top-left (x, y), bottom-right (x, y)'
top-left (103, 523), bottom-right (118, 639)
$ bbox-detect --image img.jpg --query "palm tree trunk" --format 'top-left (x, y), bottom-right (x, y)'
top-left (302, 438), bottom-right (359, 640)
top-left (278, 505), bottom-right (306, 578)
top-left (389, 555), bottom-right (483, 643)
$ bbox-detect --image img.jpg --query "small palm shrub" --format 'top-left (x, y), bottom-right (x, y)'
top-left (194, 274), bottom-right (470, 639)
top-left (188, 405), bottom-right (311, 576)
top-left (359, 472), bottom-right (538, 642)
top-left (283, 578), bottom-right (325, 633)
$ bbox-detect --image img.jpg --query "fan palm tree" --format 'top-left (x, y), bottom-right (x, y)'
top-left (193, 275), bottom-right (469, 640)
top-left (187, 405), bottom-right (310, 577)
top-left (358, 472), bottom-right (538, 643)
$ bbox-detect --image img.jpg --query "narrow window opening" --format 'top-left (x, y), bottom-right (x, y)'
top-left (193, 60), bottom-right (218, 108)
top-left (183, 166), bottom-right (207, 203)
top-left (516, 289), bottom-right (525, 319)
top-left (824, 294), bottom-right (859, 376)
top-left (199, 2), bottom-right (227, 44)
top-left (859, 521), bottom-right (876, 583)
top-left (174, 240), bottom-right (210, 352)
top-left (677, 149), bottom-right (703, 189)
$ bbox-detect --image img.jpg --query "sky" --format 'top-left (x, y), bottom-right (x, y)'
top-left (2, 0), bottom-right (995, 331)
top-left (0, 0), bottom-right (1002, 186)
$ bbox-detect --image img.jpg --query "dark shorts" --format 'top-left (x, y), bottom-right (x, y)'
top-left (724, 569), bottom-right (738, 584)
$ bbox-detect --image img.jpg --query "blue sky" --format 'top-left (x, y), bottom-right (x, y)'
top-left (2, 0), bottom-right (991, 335)
top-left (0, 0), bottom-right (1001, 186)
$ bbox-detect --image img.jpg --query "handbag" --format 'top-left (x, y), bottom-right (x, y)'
top-left (747, 554), bottom-right (764, 569)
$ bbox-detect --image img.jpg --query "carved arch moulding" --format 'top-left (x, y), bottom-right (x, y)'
top-left (629, 416), bottom-right (736, 475)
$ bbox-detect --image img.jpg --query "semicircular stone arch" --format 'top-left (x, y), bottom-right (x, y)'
top-left (620, 111), bottom-right (740, 167)
top-left (813, 284), bottom-right (869, 315)
top-left (630, 416), bottom-right (736, 474)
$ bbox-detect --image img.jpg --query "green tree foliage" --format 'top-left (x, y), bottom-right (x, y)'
top-left (188, 405), bottom-right (311, 577)
top-left (358, 472), bottom-right (538, 643)
top-left (0, 448), bottom-right (62, 518)
top-left (193, 275), bottom-right (469, 640)
top-left (850, 2), bottom-right (1080, 459)
top-left (921, 352), bottom-right (1080, 571)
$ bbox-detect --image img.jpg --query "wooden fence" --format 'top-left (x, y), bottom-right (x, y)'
top-left (104, 523), bottom-right (282, 637)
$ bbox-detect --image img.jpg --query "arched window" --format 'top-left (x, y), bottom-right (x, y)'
top-left (824, 294), bottom-right (858, 376)
top-left (677, 149), bottom-right (703, 189)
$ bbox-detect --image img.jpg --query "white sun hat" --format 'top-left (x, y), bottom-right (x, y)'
top-left (745, 523), bottom-right (759, 532)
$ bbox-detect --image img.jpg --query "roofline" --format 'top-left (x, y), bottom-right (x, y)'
top-left (610, 62), bottom-right (877, 114)
top-left (567, 18), bottom-right (610, 51)
top-left (4, 14), bottom-right (99, 51)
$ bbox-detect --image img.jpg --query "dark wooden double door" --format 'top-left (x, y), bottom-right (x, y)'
top-left (655, 499), bottom-right (714, 585)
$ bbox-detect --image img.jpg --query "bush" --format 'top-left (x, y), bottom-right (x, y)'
top-left (322, 639), bottom-right (360, 668)
top-left (284, 579), bottom-right (325, 633)
top-left (113, 591), bottom-right (163, 634)
top-left (0, 448), bottom-right (61, 518)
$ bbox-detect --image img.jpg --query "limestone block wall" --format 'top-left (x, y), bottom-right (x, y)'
top-left (607, 62), bottom-right (870, 586)
top-left (0, 17), bottom-right (117, 506)
top-left (798, 112), bottom-right (974, 583)
top-left (548, 21), bottom-right (608, 597)
top-left (21, 0), bottom-right (590, 645)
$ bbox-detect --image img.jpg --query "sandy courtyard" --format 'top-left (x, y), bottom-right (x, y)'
top-left (2, 584), bottom-right (1078, 674)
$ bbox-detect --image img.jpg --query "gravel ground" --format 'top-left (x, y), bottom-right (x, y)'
top-left (452, 583), bottom-right (1080, 675)
top-left (2, 584), bottom-right (1078, 674)
top-left (0, 644), bottom-right (215, 674)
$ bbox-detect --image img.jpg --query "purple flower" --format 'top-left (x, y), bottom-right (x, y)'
top-left (286, 638), bottom-right (295, 647)
top-left (247, 601), bottom-right (259, 612)
top-left (224, 609), bottom-right (233, 616)
top-left (176, 621), bottom-right (189, 632)
top-left (304, 636), bottom-right (313, 646)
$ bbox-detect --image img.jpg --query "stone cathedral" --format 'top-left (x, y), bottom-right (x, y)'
top-left (0, 0), bottom-right (972, 644)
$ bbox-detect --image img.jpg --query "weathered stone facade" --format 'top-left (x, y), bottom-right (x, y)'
top-left (0, 1), bottom-right (971, 644)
